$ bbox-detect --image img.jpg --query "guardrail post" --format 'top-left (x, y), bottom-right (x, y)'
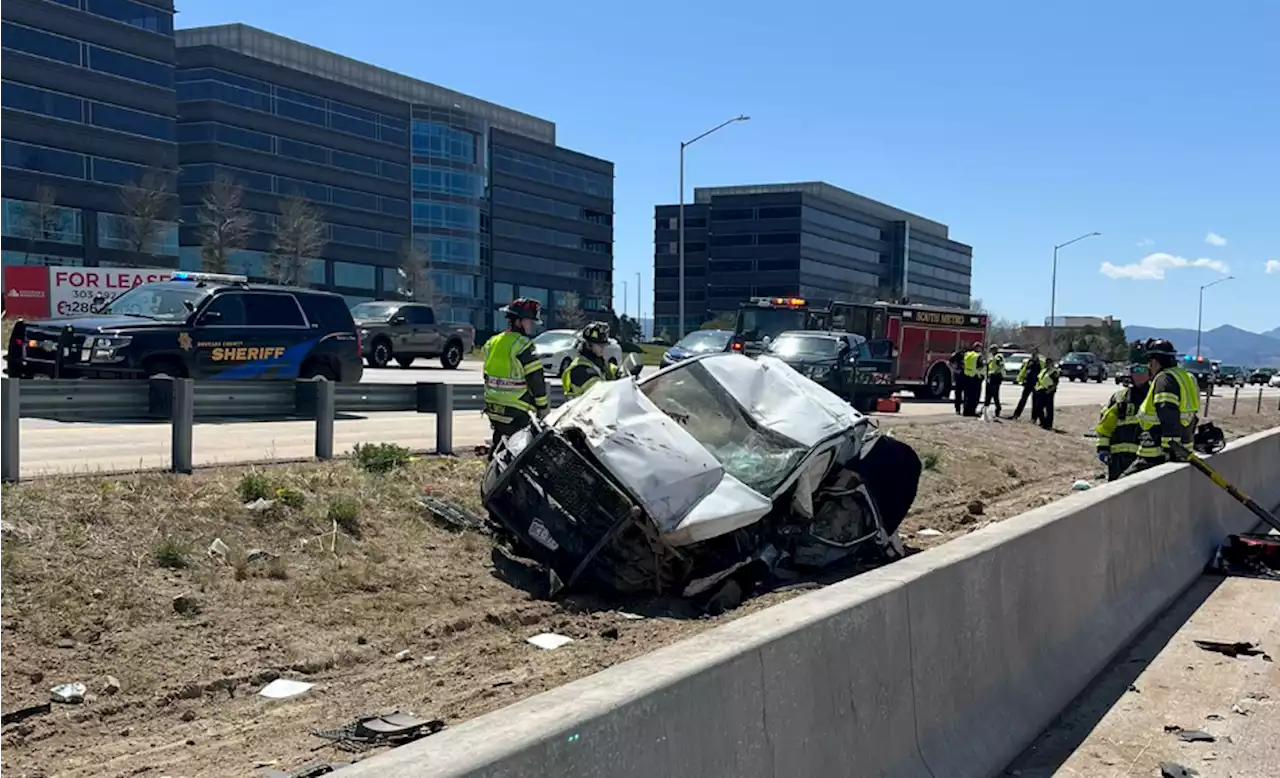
top-left (148, 374), bottom-right (175, 418)
top-left (171, 377), bottom-right (194, 475)
top-left (2, 378), bottom-right (19, 484)
top-left (1202, 389), bottom-right (1211, 417)
top-left (435, 383), bottom-right (454, 455)
top-left (415, 382), bottom-right (436, 413)
top-left (1257, 386), bottom-right (1264, 414)
top-left (315, 378), bottom-right (335, 460)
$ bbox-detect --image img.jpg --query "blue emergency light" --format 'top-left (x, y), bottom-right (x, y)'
top-left (169, 271), bottom-right (248, 284)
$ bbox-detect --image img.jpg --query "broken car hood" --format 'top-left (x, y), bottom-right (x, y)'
top-left (549, 354), bottom-right (871, 546)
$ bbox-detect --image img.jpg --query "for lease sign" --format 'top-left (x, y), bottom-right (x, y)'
top-left (3, 264), bottom-right (177, 319)
top-left (50, 268), bottom-right (171, 318)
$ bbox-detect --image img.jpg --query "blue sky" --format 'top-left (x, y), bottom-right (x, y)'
top-left (177, 0), bottom-right (1279, 334)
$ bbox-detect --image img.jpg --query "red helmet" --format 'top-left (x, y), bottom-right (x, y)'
top-left (500, 297), bottom-right (542, 323)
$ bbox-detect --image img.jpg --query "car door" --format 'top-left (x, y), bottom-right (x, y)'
top-left (408, 305), bottom-right (442, 355)
top-left (194, 291), bottom-right (311, 379)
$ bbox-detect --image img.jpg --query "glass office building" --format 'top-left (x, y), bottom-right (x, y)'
top-left (653, 182), bottom-right (973, 334)
top-left (1, 0), bottom-right (179, 269)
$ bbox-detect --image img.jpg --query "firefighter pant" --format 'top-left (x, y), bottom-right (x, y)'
top-left (963, 376), bottom-right (982, 417)
top-left (1013, 383), bottom-right (1035, 420)
top-left (984, 376), bottom-right (1003, 414)
top-left (953, 375), bottom-right (964, 414)
top-left (1033, 390), bottom-right (1055, 430)
top-left (1106, 453), bottom-right (1138, 482)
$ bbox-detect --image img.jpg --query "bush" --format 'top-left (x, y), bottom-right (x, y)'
top-left (237, 471), bottom-right (273, 502)
top-left (274, 486), bottom-right (306, 509)
top-left (327, 496), bottom-right (362, 538)
top-left (153, 536), bottom-right (191, 569)
top-left (921, 451), bottom-right (942, 471)
top-left (353, 443), bottom-right (412, 474)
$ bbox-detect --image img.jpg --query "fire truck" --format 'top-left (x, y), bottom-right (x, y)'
top-left (730, 296), bottom-right (815, 355)
top-left (815, 300), bottom-right (988, 399)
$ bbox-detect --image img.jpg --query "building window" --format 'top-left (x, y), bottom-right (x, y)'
top-left (411, 166), bottom-right (484, 198)
top-left (97, 214), bottom-right (178, 255)
top-left (492, 281), bottom-right (514, 329)
top-left (3, 250), bottom-right (85, 267)
top-left (411, 121), bottom-right (478, 163)
top-left (88, 102), bottom-right (175, 141)
top-left (412, 202), bottom-right (479, 231)
top-left (2, 141), bottom-right (86, 180)
top-left (1, 81), bottom-right (84, 122)
top-left (86, 45), bottom-right (173, 89)
top-left (1, 22), bottom-right (81, 65)
top-left (90, 157), bottom-right (147, 186)
top-left (85, 0), bottom-right (175, 35)
top-left (334, 261), bottom-right (376, 291)
top-left (490, 147), bottom-right (610, 198)
top-left (413, 235), bottom-right (480, 266)
top-left (2, 198), bottom-right (83, 244)
top-left (803, 207), bottom-right (882, 241)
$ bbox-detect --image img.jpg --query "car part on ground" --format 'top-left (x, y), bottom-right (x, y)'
top-left (480, 353), bottom-right (919, 605)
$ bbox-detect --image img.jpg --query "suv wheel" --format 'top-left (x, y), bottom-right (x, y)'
top-left (396, 357), bottom-right (415, 368)
top-left (368, 339), bottom-right (392, 369)
top-left (301, 360), bottom-right (339, 381)
top-left (440, 341), bottom-right (463, 370)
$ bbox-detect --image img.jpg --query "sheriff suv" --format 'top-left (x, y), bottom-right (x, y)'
top-left (5, 272), bottom-right (363, 382)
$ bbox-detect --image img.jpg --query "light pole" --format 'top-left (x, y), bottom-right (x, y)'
top-left (622, 279), bottom-right (628, 318)
top-left (679, 114), bottom-right (749, 339)
top-left (1196, 276), bottom-right (1233, 358)
top-left (1048, 231), bottom-right (1102, 353)
top-left (635, 271), bottom-right (642, 338)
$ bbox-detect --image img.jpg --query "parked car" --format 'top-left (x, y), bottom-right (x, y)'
top-left (1181, 358), bottom-right (1215, 393)
top-left (1269, 373), bottom-right (1280, 389)
top-left (5, 271), bottom-right (363, 382)
top-left (660, 329), bottom-right (733, 367)
top-left (1216, 365), bottom-right (1246, 387)
top-left (533, 328), bottom-right (623, 377)
top-left (1247, 367), bottom-right (1276, 385)
top-left (1001, 352), bottom-right (1033, 382)
top-left (1059, 352), bottom-right (1106, 382)
top-left (765, 330), bottom-right (895, 412)
top-left (481, 352), bottom-right (919, 601)
top-left (351, 301), bottom-right (475, 370)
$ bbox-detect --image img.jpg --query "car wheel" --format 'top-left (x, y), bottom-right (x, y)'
top-left (396, 357), bottom-right (415, 368)
top-left (559, 357), bottom-right (572, 376)
top-left (926, 365), bottom-right (951, 400)
top-left (144, 358), bottom-right (186, 378)
top-left (300, 359), bottom-right (339, 381)
top-left (440, 341), bottom-right (463, 370)
top-left (369, 339), bottom-right (392, 369)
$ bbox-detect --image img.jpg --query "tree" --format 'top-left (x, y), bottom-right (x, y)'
top-left (556, 291), bottom-right (586, 329)
top-left (197, 175), bottom-right (252, 273)
top-left (397, 239), bottom-right (435, 304)
top-left (268, 194), bottom-right (326, 286)
top-left (118, 167), bottom-right (173, 260)
top-left (701, 313), bottom-right (736, 331)
top-left (16, 184), bottom-right (63, 262)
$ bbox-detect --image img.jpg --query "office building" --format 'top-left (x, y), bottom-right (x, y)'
top-left (488, 128), bottom-right (614, 331)
top-left (653, 182), bottom-right (973, 336)
top-left (1, 0), bottom-right (179, 268)
top-left (2, 11), bottom-right (614, 331)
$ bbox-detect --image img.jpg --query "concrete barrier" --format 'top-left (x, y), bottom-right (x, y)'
top-left (343, 428), bottom-right (1280, 778)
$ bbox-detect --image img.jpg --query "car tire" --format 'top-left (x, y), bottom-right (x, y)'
top-left (368, 339), bottom-right (392, 369)
top-left (300, 359), bottom-right (339, 381)
top-left (925, 365), bottom-right (951, 400)
top-left (144, 358), bottom-right (186, 379)
top-left (396, 357), bottom-right (415, 368)
top-left (440, 341), bottom-right (463, 370)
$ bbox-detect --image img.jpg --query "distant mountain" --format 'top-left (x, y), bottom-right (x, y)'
top-left (1125, 324), bottom-right (1280, 367)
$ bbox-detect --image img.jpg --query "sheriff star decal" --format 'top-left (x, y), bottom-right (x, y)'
top-left (178, 332), bottom-right (193, 351)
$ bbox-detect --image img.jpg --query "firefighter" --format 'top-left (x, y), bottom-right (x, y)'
top-left (1032, 356), bottom-right (1061, 430)
top-left (1133, 338), bottom-right (1201, 470)
top-left (1011, 347), bottom-right (1042, 421)
top-left (984, 344), bottom-right (1006, 416)
top-left (1095, 362), bottom-right (1151, 481)
top-left (563, 321), bottom-right (623, 398)
top-left (482, 297), bottom-right (550, 452)
top-left (962, 340), bottom-right (984, 417)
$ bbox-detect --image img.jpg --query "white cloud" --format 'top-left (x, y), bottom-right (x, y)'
top-left (1266, 259), bottom-right (1280, 275)
top-left (1099, 252), bottom-right (1230, 280)
top-left (1205, 232), bottom-right (1228, 246)
top-left (1136, 238), bottom-right (1155, 248)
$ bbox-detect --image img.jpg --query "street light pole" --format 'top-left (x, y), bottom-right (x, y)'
top-left (635, 271), bottom-right (641, 338)
top-left (1196, 276), bottom-right (1233, 358)
top-left (622, 280), bottom-right (628, 318)
top-left (1048, 231), bottom-right (1102, 353)
top-left (678, 114), bottom-right (749, 339)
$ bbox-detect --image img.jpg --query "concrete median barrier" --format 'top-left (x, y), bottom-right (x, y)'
top-left (342, 428), bottom-right (1280, 778)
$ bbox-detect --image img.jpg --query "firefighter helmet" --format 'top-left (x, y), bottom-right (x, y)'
top-left (581, 321), bottom-right (611, 345)
top-left (500, 297), bottom-right (543, 322)
top-left (1143, 338), bottom-right (1178, 359)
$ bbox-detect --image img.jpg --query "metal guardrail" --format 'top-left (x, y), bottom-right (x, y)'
top-left (0, 376), bottom-right (566, 483)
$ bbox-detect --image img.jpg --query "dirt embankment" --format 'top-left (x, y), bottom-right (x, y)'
top-left (2, 405), bottom-right (1276, 777)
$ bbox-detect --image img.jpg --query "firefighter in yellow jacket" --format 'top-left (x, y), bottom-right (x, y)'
top-left (482, 297), bottom-right (549, 451)
top-left (1095, 361), bottom-right (1151, 481)
top-left (1134, 338), bottom-right (1201, 469)
top-left (563, 321), bottom-right (623, 398)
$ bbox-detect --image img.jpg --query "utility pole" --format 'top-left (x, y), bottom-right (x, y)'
top-left (1048, 231), bottom-right (1102, 354)
top-left (1196, 276), bottom-right (1233, 358)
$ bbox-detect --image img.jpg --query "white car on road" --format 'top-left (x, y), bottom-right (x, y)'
top-left (533, 329), bottom-right (623, 377)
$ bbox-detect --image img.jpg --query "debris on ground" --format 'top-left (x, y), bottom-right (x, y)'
top-left (262, 762), bottom-right (353, 778)
top-left (1164, 725), bottom-right (1216, 743)
top-left (1192, 639), bottom-right (1269, 659)
top-left (258, 679), bottom-right (314, 700)
top-left (103, 675), bottom-right (121, 695)
top-left (246, 548), bottom-right (278, 564)
top-left (1, 702), bottom-right (51, 726)
top-left (310, 711), bottom-right (445, 753)
top-left (1159, 763), bottom-right (1199, 778)
top-left (1210, 533), bottom-right (1280, 579)
top-left (245, 497), bottom-right (276, 513)
top-left (1070, 479), bottom-right (1091, 491)
top-left (49, 682), bottom-right (86, 704)
top-left (208, 537), bottom-right (230, 562)
top-left (172, 593), bottom-right (202, 616)
top-left (394, 649), bottom-right (413, 663)
top-left (916, 528), bottom-right (943, 537)
top-left (526, 633), bottom-right (573, 650)
top-left (416, 495), bottom-right (489, 535)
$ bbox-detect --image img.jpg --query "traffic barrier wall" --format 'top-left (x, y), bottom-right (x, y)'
top-left (342, 427), bottom-right (1280, 778)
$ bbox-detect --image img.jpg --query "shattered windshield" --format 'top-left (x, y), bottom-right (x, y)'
top-left (674, 329), bottom-right (731, 353)
top-left (639, 360), bottom-right (807, 495)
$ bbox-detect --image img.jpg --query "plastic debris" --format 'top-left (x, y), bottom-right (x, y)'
top-left (50, 682), bottom-right (87, 704)
top-left (244, 498), bottom-right (276, 513)
top-left (1071, 479), bottom-right (1091, 491)
top-left (310, 712), bottom-right (445, 754)
top-left (1159, 763), bottom-right (1198, 778)
top-left (618, 612), bottom-right (645, 620)
top-left (207, 537), bottom-right (229, 562)
top-left (246, 548), bottom-right (277, 563)
top-left (526, 633), bottom-right (573, 650)
top-left (916, 528), bottom-right (944, 537)
top-left (258, 678), bottom-right (314, 700)
top-left (394, 649), bottom-right (413, 662)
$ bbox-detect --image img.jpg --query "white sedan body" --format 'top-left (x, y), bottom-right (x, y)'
top-left (532, 329), bottom-right (623, 376)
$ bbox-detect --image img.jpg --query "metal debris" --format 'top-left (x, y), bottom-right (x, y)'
top-left (311, 711), bottom-right (445, 753)
top-left (1193, 639), bottom-right (1267, 658)
top-left (416, 495), bottom-right (489, 535)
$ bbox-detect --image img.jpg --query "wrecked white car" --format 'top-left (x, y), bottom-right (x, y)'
top-left (481, 353), bottom-right (921, 602)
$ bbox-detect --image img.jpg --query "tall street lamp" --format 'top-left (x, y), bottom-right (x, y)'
top-left (1196, 276), bottom-right (1233, 358)
top-left (635, 271), bottom-right (642, 338)
top-left (1048, 231), bottom-right (1102, 353)
top-left (679, 114), bottom-right (749, 339)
